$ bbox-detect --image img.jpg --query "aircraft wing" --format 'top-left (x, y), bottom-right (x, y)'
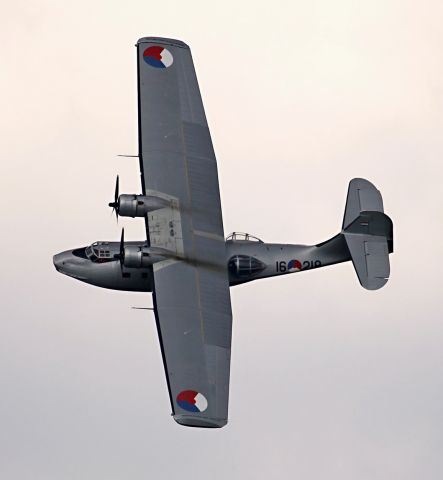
top-left (136, 37), bottom-right (232, 428)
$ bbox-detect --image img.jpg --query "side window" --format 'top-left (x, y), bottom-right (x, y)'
top-left (228, 255), bottom-right (266, 278)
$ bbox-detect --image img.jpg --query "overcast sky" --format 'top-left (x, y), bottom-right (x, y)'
top-left (1, 1), bottom-right (442, 479)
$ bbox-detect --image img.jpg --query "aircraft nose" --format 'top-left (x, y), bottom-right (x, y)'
top-left (53, 251), bottom-right (72, 272)
top-left (53, 253), bottom-right (62, 271)
top-left (53, 249), bottom-right (90, 281)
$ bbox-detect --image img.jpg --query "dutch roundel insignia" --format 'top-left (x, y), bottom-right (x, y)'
top-left (143, 46), bottom-right (173, 68)
top-left (176, 390), bottom-right (208, 413)
top-left (288, 259), bottom-right (302, 272)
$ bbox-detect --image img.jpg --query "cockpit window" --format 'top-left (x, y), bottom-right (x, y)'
top-left (226, 232), bottom-right (264, 243)
top-left (72, 247), bottom-right (88, 259)
top-left (85, 246), bottom-right (97, 261)
top-left (86, 243), bottom-right (114, 263)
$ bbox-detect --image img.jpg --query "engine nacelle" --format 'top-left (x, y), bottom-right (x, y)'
top-left (118, 194), bottom-right (170, 218)
top-left (123, 246), bottom-right (168, 269)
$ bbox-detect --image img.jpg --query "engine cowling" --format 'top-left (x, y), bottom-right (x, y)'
top-left (118, 194), bottom-right (170, 218)
top-left (122, 246), bottom-right (169, 268)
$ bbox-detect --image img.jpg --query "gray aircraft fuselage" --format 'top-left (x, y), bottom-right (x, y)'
top-left (53, 233), bottom-right (351, 292)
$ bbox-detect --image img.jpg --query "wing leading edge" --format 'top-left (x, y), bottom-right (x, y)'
top-left (136, 37), bottom-right (232, 427)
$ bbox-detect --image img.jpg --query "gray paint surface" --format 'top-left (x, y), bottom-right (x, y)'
top-left (137, 37), bottom-right (232, 427)
top-left (3, 4), bottom-right (443, 477)
top-left (52, 38), bottom-right (394, 429)
top-left (342, 179), bottom-right (392, 290)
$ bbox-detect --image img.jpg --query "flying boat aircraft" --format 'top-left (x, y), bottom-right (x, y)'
top-left (54, 37), bottom-right (393, 428)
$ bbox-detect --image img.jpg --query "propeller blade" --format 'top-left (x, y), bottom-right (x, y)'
top-left (119, 228), bottom-right (125, 267)
top-left (114, 175), bottom-right (119, 204)
top-left (108, 175), bottom-right (120, 222)
top-left (115, 175), bottom-right (119, 222)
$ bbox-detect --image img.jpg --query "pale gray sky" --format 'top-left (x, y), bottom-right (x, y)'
top-left (1, 1), bottom-right (442, 479)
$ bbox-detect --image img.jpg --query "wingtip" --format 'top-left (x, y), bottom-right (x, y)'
top-left (137, 37), bottom-right (189, 49)
top-left (173, 414), bottom-right (227, 428)
top-left (360, 277), bottom-right (389, 290)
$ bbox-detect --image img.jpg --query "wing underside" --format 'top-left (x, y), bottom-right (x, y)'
top-left (136, 37), bottom-right (232, 427)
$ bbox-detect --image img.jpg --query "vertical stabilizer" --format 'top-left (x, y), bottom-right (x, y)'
top-left (342, 178), bottom-right (384, 229)
top-left (342, 179), bottom-right (393, 290)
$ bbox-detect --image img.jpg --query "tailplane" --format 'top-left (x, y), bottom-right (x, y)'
top-left (342, 179), bottom-right (393, 290)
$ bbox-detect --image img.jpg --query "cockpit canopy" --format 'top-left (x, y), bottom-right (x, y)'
top-left (226, 232), bottom-right (264, 243)
top-left (85, 241), bottom-right (114, 263)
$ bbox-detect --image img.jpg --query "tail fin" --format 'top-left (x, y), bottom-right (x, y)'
top-left (342, 179), bottom-right (393, 290)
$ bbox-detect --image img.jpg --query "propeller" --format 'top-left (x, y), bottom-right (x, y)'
top-left (119, 228), bottom-right (125, 267)
top-left (108, 175), bottom-right (119, 221)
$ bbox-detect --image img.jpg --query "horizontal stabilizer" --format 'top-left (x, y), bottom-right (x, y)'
top-left (345, 210), bottom-right (393, 253)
